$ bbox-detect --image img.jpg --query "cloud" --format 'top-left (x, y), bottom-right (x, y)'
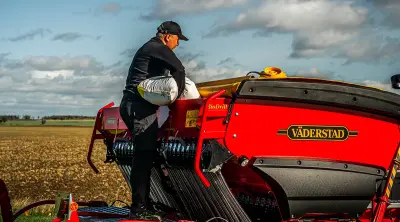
top-left (6, 28), bottom-right (52, 42)
top-left (293, 67), bottom-right (335, 79)
top-left (23, 55), bottom-right (104, 72)
top-left (0, 53), bottom-right (11, 63)
top-left (74, 2), bottom-right (136, 17)
top-left (76, 2), bottom-right (122, 16)
top-left (335, 36), bottom-right (400, 65)
top-left (101, 2), bottom-right (122, 15)
top-left (141, 0), bottom-right (248, 20)
top-left (177, 51), bottom-right (206, 62)
top-left (52, 33), bottom-right (84, 42)
top-left (216, 57), bottom-right (245, 68)
top-left (185, 60), bottom-right (244, 83)
top-left (0, 51), bottom-right (246, 115)
top-left (363, 80), bottom-right (400, 95)
top-left (51, 32), bottom-right (102, 42)
top-left (177, 52), bottom-right (245, 83)
top-left (4, 28), bottom-right (101, 43)
top-left (204, 0), bottom-right (367, 37)
top-left (93, 2), bottom-right (136, 16)
top-left (203, 0), bottom-right (400, 64)
top-left (217, 57), bottom-right (235, 66)
top-left (120, 47), bottom-right (138, 58)
top-left (0, 53), bottom-right (25, 74)
top-left (0, 55), bottom-right (127, 116)
top-left (370, 0), bottom-right (400, 29)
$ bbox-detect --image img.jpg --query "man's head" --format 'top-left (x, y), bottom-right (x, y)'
top-left (156, 21), bottom-right (188, 50)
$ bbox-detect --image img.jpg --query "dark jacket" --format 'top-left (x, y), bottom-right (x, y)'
top-left (123, 37), bottom-right (186, 100)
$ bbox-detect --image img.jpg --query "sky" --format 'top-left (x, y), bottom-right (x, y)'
top-left (1, 0), bottom-right (400, 117)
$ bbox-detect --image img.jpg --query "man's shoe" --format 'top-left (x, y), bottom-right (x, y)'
top-left (129, 210), bottom-right (162, 221)
top-left (129, 204), bottom-right (162, 221)
top-left (137, 211), bottom-right (162, 221)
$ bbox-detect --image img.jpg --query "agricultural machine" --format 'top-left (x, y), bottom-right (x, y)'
top-left (2, 70), bottom-right (400, 222)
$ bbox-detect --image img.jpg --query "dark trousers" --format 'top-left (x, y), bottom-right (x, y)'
top-left (119, 92), bottom-right (159, 213)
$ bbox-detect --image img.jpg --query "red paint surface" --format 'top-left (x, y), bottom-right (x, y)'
top-left (224, 99), bottom-right (400, 170)
top-left (99, 96), bottom-right (400, 171)
top-left (102, 107), bottom-right (127, 130)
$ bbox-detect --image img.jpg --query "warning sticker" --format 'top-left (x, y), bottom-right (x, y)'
top-left (185, 109), bottom-right (199, 128)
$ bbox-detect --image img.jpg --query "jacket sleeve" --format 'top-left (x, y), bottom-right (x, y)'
top-left (152, 46), bottom-right (186, 99)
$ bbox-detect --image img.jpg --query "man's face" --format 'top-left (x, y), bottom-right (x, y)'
top-left (165, 34), bottom-right (179, 50)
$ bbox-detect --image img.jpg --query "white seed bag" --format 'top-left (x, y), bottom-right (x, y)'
top-left (179, 77), bottom-right (201, 100)
top-left (139, 75), bottom-right (200, 128)
top-left (138, 76), bottom-right (200, 106)
top-left (137, 76), bottom-right (179, 106)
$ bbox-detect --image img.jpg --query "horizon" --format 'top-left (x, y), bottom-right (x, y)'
top-left (1, 0), bottom-right (400, 116)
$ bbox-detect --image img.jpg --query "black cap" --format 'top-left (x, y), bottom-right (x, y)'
top-left (157, 21), bottom-right (189, 41)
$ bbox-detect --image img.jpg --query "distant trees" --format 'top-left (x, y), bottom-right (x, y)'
top-left (0, 116), bottom-right (7, 123)
top-left (0, 115), bottom-right (19, 123)
top-left (41, 115), bottom-right (96, 120)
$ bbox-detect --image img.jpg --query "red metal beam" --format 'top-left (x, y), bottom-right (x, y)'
top-left (195, 89), bottom-right (226, 188)
top-left (87, 102), bottom-right (114, 174)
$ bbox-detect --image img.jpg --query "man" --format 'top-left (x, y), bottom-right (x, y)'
top-left (119, 21), bottom-right (189, 220)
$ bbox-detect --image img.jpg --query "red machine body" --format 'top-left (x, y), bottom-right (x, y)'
top-left (93, 78), bottom-right (400, 222)
top-left (160, 97), bottom-right (400, 168)
top-left (2, 77), bottom-right (400, 222)
top-left (89, 78), bottom-right (400, 222)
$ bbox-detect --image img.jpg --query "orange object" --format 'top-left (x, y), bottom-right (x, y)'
top-left (260, 66), bottom-right (287, 78)
top-left (66, 195), bottom-right (79, 222)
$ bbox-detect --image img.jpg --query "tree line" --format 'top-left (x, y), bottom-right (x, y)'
top-left (0, 115), bottom-right (96, 123)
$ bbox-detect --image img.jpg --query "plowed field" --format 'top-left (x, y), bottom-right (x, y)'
top-left (0, 126), bottom-right (130, 212)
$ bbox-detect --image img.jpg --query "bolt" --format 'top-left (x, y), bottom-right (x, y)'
top-left (233, 134), bottom-right (237, 138)
top-left (297, 161), bottom-right (301, 165)
top-left (235, 112), bottom-right (239, 116)
top-left (259, 160), bottom-right (264, 164)
top-left (377, 170), bottom-right (381, 174)
top-left (240, 159), bottom-right (249, 167)
top-left (344, 164), bottom-right (348, 169)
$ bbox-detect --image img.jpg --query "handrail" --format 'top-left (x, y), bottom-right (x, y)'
top-left (372, 142), bottom-right (400, 222)
top-left (87, 102), bottom-right (114, 174)
top-left (195, 89), bottom-right (226, 188)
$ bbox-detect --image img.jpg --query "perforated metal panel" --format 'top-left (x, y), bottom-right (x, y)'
top-left (77, 206), bottom-right (130, 215)
top-left (78, 218), bottom-right (125, 222)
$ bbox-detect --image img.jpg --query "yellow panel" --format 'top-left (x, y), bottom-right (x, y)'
top-left (193, 66), bottom-right (383, 99)
top-left (196, 76), bottom-right (253, 88)
top-left (106, 129), bottom-right (128, 135)
top-left (195, 76), bottom-right (383, 98)
top-left (197, 82), bottom-right (242, 98)
top-left (185, 109), bottom-right (200, 128)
